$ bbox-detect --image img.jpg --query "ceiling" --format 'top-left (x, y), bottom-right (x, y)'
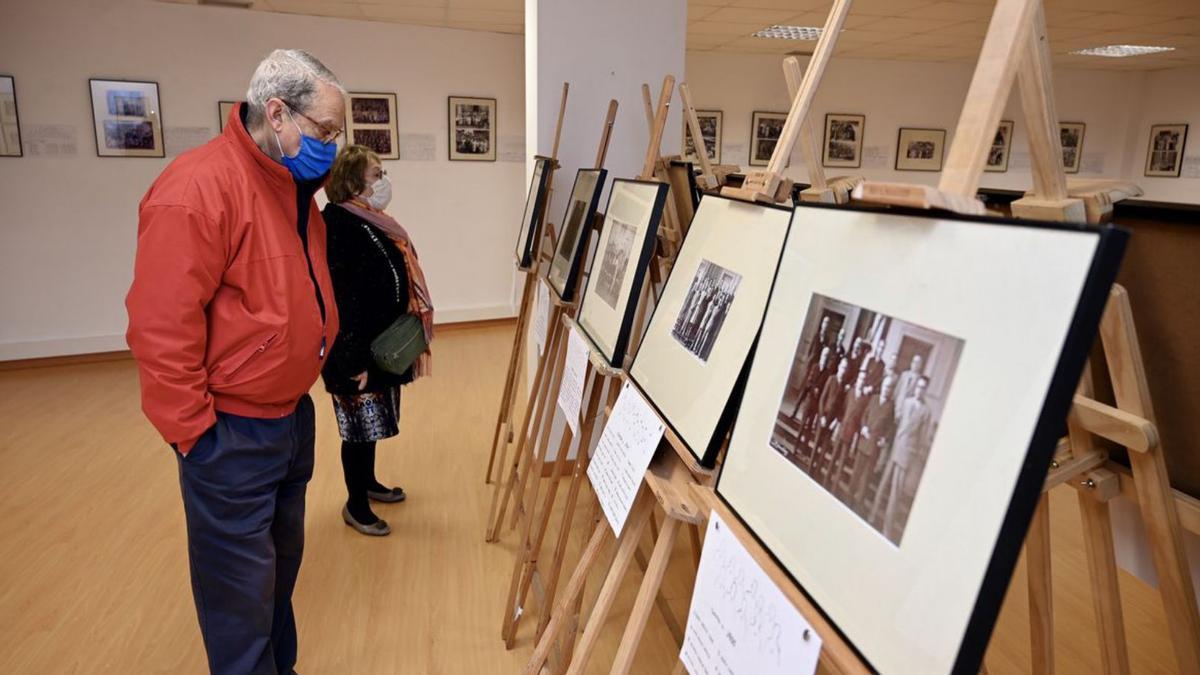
top-left (162, 0), bottom-right (1200, 70)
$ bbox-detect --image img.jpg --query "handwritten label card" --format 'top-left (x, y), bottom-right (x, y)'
top-left (556, 324), bottom-right (589, 436)
top-left (534, 280), bottom-right (550, 356)
top-left (680, 511), bottom-right (822, 675)
top-left (587, 381), bottom-right (664, 536)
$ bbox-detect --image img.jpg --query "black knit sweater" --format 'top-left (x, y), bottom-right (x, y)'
top-left (321, 203), bottom-right (414, 395)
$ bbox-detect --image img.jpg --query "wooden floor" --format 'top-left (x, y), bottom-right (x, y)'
top-left (0, 323), bottom-right (1180, 673)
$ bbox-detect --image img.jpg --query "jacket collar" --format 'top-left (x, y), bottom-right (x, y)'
top-left (225, 102), bottom-right (294, 188)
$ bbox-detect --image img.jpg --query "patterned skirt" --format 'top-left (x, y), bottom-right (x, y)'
top-left (331, 386), bottom-right (401, 442)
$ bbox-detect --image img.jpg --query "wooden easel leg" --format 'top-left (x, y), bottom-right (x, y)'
top-left (488, 271), bottom-right (537, 483)
top-left (1076, 484), bottom-right (1131, 674)
top-left (1026, 493), bottom-right (1054, 675)
top-left (555, 499), bottom-right (604, 672)
top-left (488, 307), bottom-right (565, 542)
top-left (513, 330), bottom-right (571, 530)
top-left (611, 515), bottom-right (683, 674)
top-left (563, 494), bottom-right (655, 675)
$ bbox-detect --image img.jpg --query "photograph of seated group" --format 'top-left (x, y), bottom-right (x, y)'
top-left (770, 293), bottom-right (964, 545)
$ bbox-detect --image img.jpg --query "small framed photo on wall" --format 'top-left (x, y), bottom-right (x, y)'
top-left (1144, 123), bottom-right (1188, 177)
top-left (749, 111), bottom-right (786, 167)
top-left (823, 113), bottom-right (865, 168)
top-left (683, 110), bottom-right (722, 164)
top-left (448, 95), bottom-right (496, 162)
top-left (218, 100), bottom-right (237, 132)
top-left (895, 127), bottom-right (946, 172)
top-left (0, 75), bottom-right (22, 157)
top-left (985, 120), bottom-right (1014, 173)
top-left (1059, 122), bottom-right (1085, 174)
top-left (89, 78), bottom-right (164, 158)
top-left (347, 92), bottom-right (399, 160)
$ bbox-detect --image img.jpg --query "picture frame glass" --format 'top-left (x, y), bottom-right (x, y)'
top-left (449, 96), bottom-right (496, 161)
top-left (895, 128), bottom-right (946, 172)
top-left (90, 79), bottom-right (163, 158)
top-left (984, 121), bottom-right (1013, 173)
top-left (823, 114), bottom-right (865, 168)
top-left (717, 205), bottom-right (1120, 675)
top-left (1059, 122), bottom-right (1085, 173)
top-left (629, 196), bottom-right (792, 466)
top-left (1145, 124), bottom-right (1188, 177)
top-left (547, 168), bottom-right (607, 301)
top-left (348, 93), bottom-right (399, 160)
top-left (684, 110), bottom-right (721, 164)
top-left (577, 180), bottom-right (669, 367)
top-left (749, 112), bottom-right (786, 167)
top-left (0, 75), bottom-right (21, 157)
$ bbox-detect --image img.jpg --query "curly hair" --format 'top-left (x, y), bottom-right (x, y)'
top-left (326, 145), bottom-right (380, 204)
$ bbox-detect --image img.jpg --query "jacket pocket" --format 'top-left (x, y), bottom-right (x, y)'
top-left (217, 333), bottom-right (279, 383)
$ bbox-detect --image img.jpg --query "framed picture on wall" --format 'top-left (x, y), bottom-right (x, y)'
top-left (683, 110), bottom-right (722, 164)
top-left (0, 75), bottom-right (22, 157)
top-left (347, 92), bottom-right (399, 160)
top-left (1059, 122), bottom-right (1085, 174)
top-left (1144, 123), bottom-right (1188, 178)
top-left (89, 78), bottom-right (164, 158)
top-left (749, 111), bottom-right (787, 167)
top-left (895, 127), bottom-right (946, 172)
top-left (716, 203), bottom-right (1126, 675)
top-left (547, 168), bottom-right (608, 302)
top-left (984, 120), bottom-right (1014, 173)
top-left (823, 113), bottom-right (865, 168)
top-left (218, 100), bottom-right (238, 132)
top-left (448, 95), bottom-right (496, 161)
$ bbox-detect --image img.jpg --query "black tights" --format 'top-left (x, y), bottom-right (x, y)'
top-left (341, 440), bottom-right (387, 524)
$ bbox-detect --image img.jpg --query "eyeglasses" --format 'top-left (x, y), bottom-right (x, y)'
top-left (287, 104), bottom-right (344, 144)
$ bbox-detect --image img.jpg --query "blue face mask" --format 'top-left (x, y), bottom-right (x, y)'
top-left (274, 107), bottom-right (337, 181)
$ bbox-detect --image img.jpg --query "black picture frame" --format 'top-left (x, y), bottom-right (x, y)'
top-left (749, 110), bottom-right (787, 168)
top-left (547, 168), bottom-right (608, 302)
top-left (347, 91), bottom-right (399, 160)
top-left (1144, 123), bottom-right (1189, 178)
top-left (576, 178), bottom-right (669, 368)
top-left (88, 77), bottom-right (165, 158)
top-left (515, 156), bottom-right (553, 269)
top-left (448, 95), bottom-right (497, 162)
top-left (894, 127), bottom-right (946, 172)
top-left (822, 112), bottom-right (866, 169)
top-left (0, 74), bottom-right (22, 157)
top-left (628, 194), bottom-right (794, 468)
top-left (218, 100), bottom-right (237, 133)
top-left (1059, 121), bottom-right (1086, 174)
top-left (713, 200), bottom-right (1128, 674)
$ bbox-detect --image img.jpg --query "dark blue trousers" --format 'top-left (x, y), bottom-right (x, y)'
top-left (176, 395), bottom-right (315, 675)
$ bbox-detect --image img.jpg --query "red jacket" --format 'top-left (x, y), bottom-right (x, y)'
top-left (126, 103), bottom-right (339, 453)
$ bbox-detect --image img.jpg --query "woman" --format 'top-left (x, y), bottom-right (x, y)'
top-left (322, 145), bottom-right (434, 536)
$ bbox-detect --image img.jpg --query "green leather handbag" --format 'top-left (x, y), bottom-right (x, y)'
top-left (370, 314), bottom-right (427, 375)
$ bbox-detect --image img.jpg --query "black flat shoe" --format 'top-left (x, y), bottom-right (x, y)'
top-left (368, 486), bottom-right (406, 503)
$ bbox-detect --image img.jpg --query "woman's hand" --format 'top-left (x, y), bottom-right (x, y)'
top-left (352, 371), bottom-right (369, 391)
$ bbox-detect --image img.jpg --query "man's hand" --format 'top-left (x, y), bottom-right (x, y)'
top-left (353, 371), bottom-right (369, 391)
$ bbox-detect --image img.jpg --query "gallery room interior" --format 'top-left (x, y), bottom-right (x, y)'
top-left (1, 0), bottom-right (1199, 673)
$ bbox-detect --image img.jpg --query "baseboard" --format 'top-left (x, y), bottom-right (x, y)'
top-left (0, 350), bottom-right (132, 372)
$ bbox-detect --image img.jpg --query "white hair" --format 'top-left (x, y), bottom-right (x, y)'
top-left (244, 49), bottom-right (344, 127)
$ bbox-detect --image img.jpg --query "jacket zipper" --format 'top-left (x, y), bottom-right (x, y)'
top-left (294, 191), bottom-right (328, 359)
top-left (226, 333), bottom-right (278, 379)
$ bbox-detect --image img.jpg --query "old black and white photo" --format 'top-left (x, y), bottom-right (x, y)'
top-left (670, 260), bottom-right (741, 362)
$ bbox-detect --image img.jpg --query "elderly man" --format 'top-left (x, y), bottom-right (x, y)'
top-left (873, 376), bottom-right (935, 542)
top-left (126, 50), bottom-right (345, 674)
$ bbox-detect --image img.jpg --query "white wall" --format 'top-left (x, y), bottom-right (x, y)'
top-left (0, 0), bottom-right (526, 360)
top-left (684, 52), bottom-right (1197, 205)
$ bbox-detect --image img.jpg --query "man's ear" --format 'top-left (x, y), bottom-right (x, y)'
top-left (265, 98), bottom-right (287, 132)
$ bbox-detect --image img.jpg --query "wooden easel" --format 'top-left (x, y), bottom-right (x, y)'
top-left (500, 79), bottom-right (686, 653)
top-left (678, 83), bottom-right (718, 191)
top-left (1021, 285), bottom-right (1200, 674)
top-left (487, 82), bottom-right (569, 485)
top-left (485, 98), bottom-right (619, 542)
top-left (780, 56), bottom-right (863, 205)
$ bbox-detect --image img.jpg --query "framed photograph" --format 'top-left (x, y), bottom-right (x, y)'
top-left (749, 111), bottom-right (787, 167)
top-left (984, 120), bottom-right (1014, 173)
top-left (515, 157), bottom-right (553, 270)
top-left (1059, 122), bottom-right (1085, 174)
top-left (0, 75), bottom-right (22, 157)
top-left (629, 196), bottom-right (792, 467)
top-left (683, 110), bottom-right (722, 165)
top-left (448, 95), bottom-right (496, 161)
top-left (717, 203), bottom-right (1126, 675)
top-left (89, 78), bottom-right (164, 158)
top-left (218, 100), bottom-right (237, 132)
top-left (895, 127), bottom-right (946, 172)
top-left (347, 92), bottom-right (399, 160)
top-left (577, 179), bottom-right (670, 367)
top-left (547, 168), bottom-right (608, 302)
top-left (823, 113), bottom-right (865, 168)
top-left (1144, 123), bottom-right (1188, 177)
